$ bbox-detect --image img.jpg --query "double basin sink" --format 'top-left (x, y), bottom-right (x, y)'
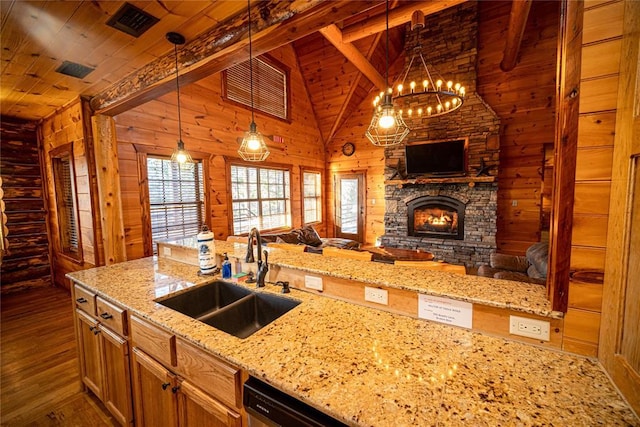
top-left (158, 280), bottom-right (300, 339)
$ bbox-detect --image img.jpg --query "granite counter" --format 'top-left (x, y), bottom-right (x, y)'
top-left (67, 255), bottom-right (638, 426)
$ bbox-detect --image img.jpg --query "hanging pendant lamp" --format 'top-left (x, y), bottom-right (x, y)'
top-left (238, 0), bottom-right (270, 162)
top-left (167, 32), bottom-right (193, 164)
top-left (365, 0), bottom-right (409, 147)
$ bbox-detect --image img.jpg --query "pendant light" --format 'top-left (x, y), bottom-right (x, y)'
top-left (238, 0), bottom-right (270, 162)
top-left (167, 31), bottom-right (193, 164)
top-left (365, 0), bottom-right (409, 147)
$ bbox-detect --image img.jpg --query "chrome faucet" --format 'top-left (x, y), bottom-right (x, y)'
top-left (245, 228), bottom-right (268, 287)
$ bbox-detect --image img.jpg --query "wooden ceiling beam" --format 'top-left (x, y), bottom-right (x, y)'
top-left (341, 0), bottom-right (468, 44)
top-left (90, 0), bottom-right (379, 116)
top-left (327, 32), bottom-right (383, 144)
top-left (318, 24), bottom-right (388, 91)
top-left (500, 0), bottom-right (533, 72)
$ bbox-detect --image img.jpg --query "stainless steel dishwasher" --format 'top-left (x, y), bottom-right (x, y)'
top-left (243, 377), bottom-right (348, 427)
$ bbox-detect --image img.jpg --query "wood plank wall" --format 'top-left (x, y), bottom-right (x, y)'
top-left (562, 0), bottom-right (625, 357)
top-left (114, 44), bottom-right (326, 260)
top-left (0, 118), bottom-right (51, 293)
top-left (40, 99), bottom-right (99, 290)
top-left (326, 1), bottom-right (559, 249)
top-left (477, 1), bottom-right (559, 255)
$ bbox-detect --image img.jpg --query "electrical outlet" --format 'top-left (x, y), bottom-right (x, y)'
top-left (364, 286), bottom-right (388, 305)
top-left (509, 315), bottom-right (550, 341)
top-left (162, 246), bottom-right (172, 256)
top-left (304, 275), bottom-right (323, 291)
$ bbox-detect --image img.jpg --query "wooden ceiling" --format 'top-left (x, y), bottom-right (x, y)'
top-left (2, 0), bottom-right (511, 144)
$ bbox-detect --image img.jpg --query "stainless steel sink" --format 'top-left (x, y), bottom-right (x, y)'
top-left (158, 281), bottom-right (300, 339)
top-left (158, 280), bottom-right (252, 320)
top-left (203, 293), bottom-right (300, 339)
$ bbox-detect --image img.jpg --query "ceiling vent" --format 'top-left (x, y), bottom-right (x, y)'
top-left (106, 3), bottom-right (159, 38)
top-left (55, 61), bottom-right (95, 79)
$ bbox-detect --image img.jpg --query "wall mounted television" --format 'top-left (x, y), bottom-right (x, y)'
top-left (405, 139), bottom-right (468, 176)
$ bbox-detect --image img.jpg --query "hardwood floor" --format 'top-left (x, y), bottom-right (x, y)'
top-left (1, 286), bottom-right (116, 426)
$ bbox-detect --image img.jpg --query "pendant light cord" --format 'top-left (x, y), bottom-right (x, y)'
top-left (248, 0), bottom-right (255, 124)
top-left (385, 0), bottom-right (389, 89)
top-left (174, 43), bottom-right (183, 143)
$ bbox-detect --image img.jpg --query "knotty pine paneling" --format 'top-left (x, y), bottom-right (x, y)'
top-left (478, 1), bottom-right (559, 255)
top-left (564, 0), bottom-right (623, 355)
top-left (0, 118), bottom-right (51, 294)
top-left (578, 112), bottom-right (617, 147)
top-left (39, 99), bottom-right (98, 289)
top-left (115, 44), bottom-right (326, 259)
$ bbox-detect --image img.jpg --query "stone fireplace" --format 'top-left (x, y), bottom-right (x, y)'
top-left (408, 195), bottom-right (465, 240)
top-left (380, 2), bottom-right (500, 268)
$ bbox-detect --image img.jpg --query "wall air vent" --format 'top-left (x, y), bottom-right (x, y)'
top-left (106, 2), bottom-right (159, 38)
top-left (55, 61), bottom-right (95, 79)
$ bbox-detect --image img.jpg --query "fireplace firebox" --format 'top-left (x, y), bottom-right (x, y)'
top-left (407, 196), bottom-right (465, 240)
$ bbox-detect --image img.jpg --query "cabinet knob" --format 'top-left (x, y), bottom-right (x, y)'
top-left (76, 297), bottom-right (88, 303)
top-left (100, 312), bottom-right (113, 320)
top-left (93, 329), bottom-right (101, 335)
top-left (171, 386), bottom-right (180, 394)
top-left (161, 382), bottom-right (171, 390)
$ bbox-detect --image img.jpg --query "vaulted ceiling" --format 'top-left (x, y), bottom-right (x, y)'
top-left (2, 0), bottom-right (521, 144)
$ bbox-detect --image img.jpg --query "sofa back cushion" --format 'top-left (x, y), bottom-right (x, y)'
top-left (526, 242), bottom-right (549, 277)
top-left (296, 225), bottom-right (323, 247)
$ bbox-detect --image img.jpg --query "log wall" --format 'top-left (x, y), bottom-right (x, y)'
top-left (40, 99), bottom-right (100, 290)
top-left (114, 44), bottom-right (326, 260)
top-left (0, 118), bottom-right (51, 293)
top-left (562, 0), bottom-right (625, 357)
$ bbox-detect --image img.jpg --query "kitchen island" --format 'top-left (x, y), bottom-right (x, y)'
top-left (67, 241), bottom-right (639, 426)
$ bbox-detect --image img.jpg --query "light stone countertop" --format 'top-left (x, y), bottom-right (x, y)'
top-left (169, 238), bottom-right (560, 318)
top-left (67, 252), bottom-right (639, 427)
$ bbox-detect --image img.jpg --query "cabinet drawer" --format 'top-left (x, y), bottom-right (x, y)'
top-left (74, 284), bottom-right (96, 315)
top-left (175, 338), bottom-right (243, 409)
top-left (130, 315), bottom-right (176, 367)
top-left (96, 296), bottom-right (127, 336)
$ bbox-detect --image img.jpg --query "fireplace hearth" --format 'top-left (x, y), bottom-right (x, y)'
top-left (408, 196), bottom-right (465, 240)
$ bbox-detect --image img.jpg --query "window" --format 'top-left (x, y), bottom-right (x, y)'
top-left (303, 171), bottom-right (322, 224)
top-left (230, 165), bottom-right (291, 234)
top-left (50, 144), bottom-right (82, 260)
top-left (147, 157), bottom-right (205, 252)
top-left (223, 56), bottom-right (289, 120)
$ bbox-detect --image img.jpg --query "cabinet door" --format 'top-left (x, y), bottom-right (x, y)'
top-left (178, 380), bottom-right (242, 427)
top-left (76, 309), bottom-right (103, 399)
top-left (131, 347), bottom-right (178, 427)
top-left (101, 326), bottom-right (133, 426)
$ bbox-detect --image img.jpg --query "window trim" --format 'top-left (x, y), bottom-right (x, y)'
top-left (301, 167), bottom-right (323, 225)
top-left (135, 145), bottom-right (210, 256)
top-left (221, 54), bottom-right (291, 123)
top-left (226, 159), bottom-right (293, 235)
top-left (49, 143), bottom-right (83, 263)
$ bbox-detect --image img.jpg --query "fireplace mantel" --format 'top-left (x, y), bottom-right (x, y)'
top-left (386, 176), bottom-right (496, 187)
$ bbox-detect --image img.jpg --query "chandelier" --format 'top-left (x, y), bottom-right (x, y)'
top-left (238, 0), bottom-right (270, 162)
top-left (391, 11), bottom-right (465, 119)
top-left (167, 32), bottom-right (193, 164)
top-left (365, 0), bottom-right (409, 147)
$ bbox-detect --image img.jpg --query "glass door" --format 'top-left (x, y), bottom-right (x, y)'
top-left (334, 173), bottom-right (365, 243)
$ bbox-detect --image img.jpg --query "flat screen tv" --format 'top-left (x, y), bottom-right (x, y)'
top-left (405, 139), bottom-right (467, 176)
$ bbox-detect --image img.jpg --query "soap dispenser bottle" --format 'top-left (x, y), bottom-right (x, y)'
top-left (222, 253), bottom-right (232, 279)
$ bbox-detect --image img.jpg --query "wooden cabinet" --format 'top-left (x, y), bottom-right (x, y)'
top-left (178, 380), bottom-right (242, 427)
top-left (131, 347), bottom-right (179, 427)
top-left (76, 309), bottom-right (103, 399)
top-left (130, 315), bottom-right (245, 427)
top-left (72, 282), bottom-right (133, 425)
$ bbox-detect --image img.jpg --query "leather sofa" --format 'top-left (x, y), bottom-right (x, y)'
top-left (259, 225), bottom-right (360, 253)
top-left (477, 242), bottom-right (548, 285)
